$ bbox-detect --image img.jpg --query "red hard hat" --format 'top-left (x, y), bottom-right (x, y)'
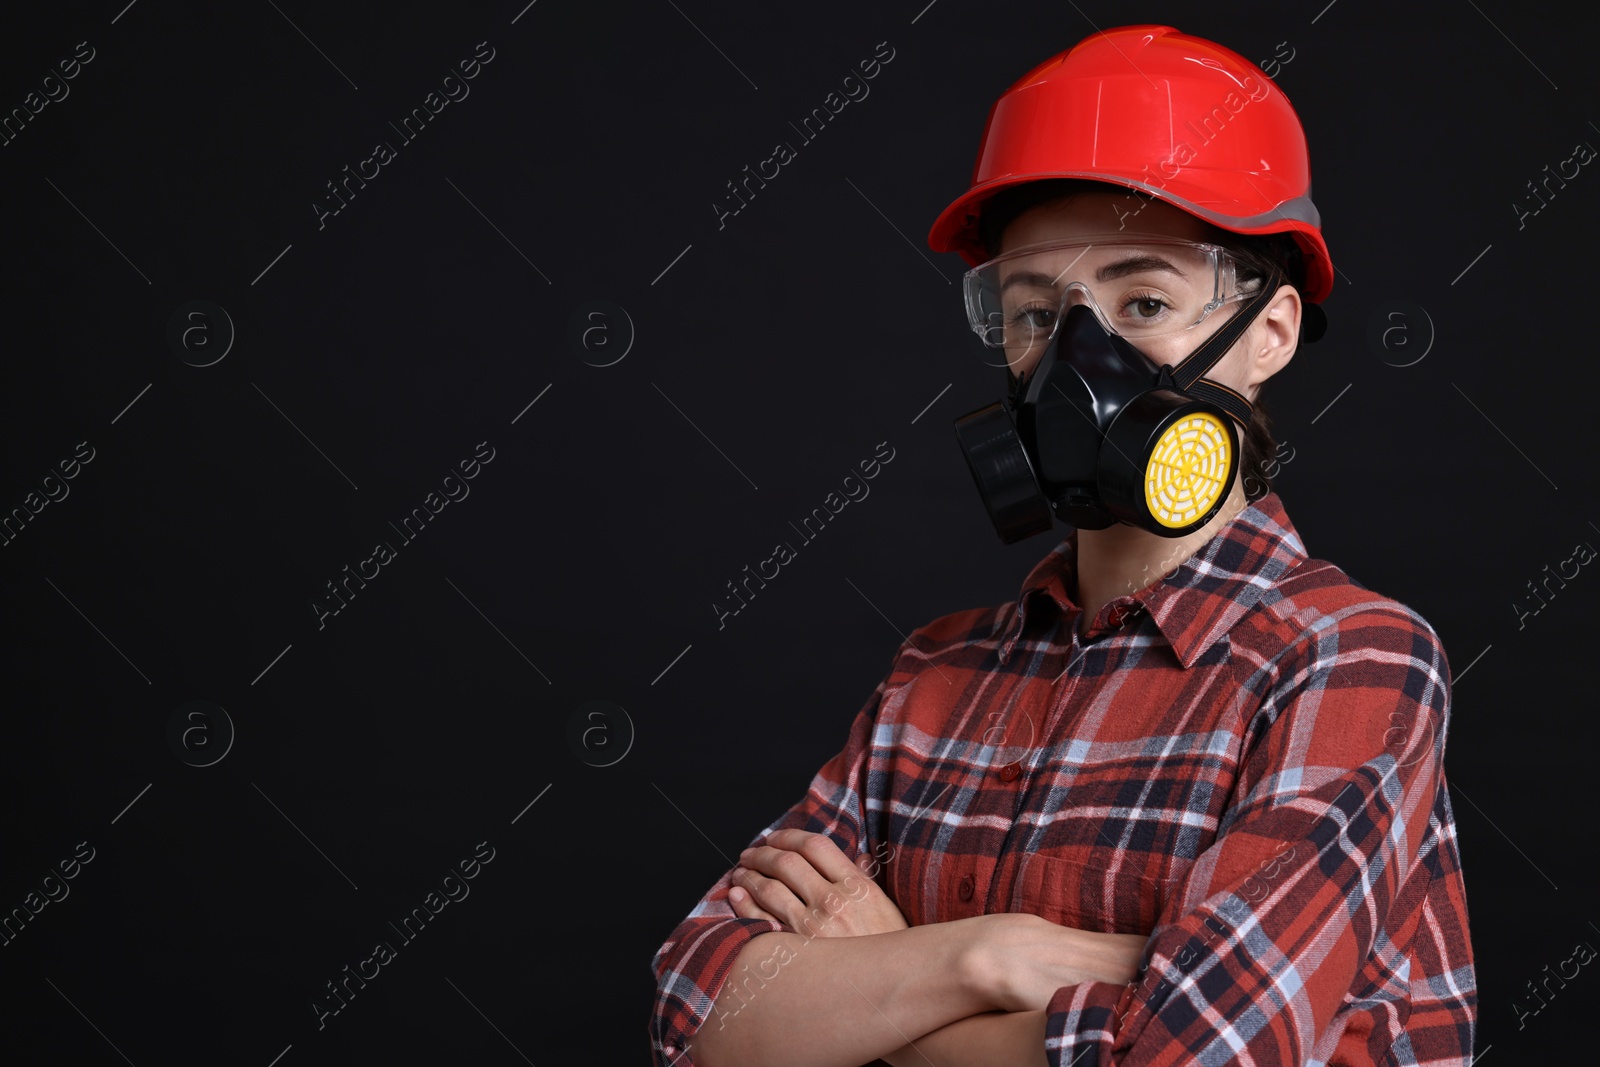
top-left (928, 25), bottom-right (1335, 304)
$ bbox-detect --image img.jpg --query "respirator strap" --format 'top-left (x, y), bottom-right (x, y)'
top-left (1163, 262), bottom-right (1287, 427)
top-left (1180, 376), bottom-right (1255, 427)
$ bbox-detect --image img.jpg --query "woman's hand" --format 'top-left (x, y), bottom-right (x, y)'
top-left (969, 912), bottom-right (1148, 1013)
top-left (725, 830), bottom-right (1144, 1013)
top-left (728, 828), bottom-right (909, 937)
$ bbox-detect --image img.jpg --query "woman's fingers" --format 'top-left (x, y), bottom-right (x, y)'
top-left (727, 883), bottom-right (782, 924)
top-left (731, 830), bottom-right (908, 937)
top-left (729, 864), bottom-right (808, 927)
top-left (738, 842), bottom-right (835, 905)
top-left (759, 829), bottom-right (863, 884)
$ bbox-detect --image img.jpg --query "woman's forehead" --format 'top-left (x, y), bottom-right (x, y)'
top-left (1003, 190), bottom-right (1212, 248)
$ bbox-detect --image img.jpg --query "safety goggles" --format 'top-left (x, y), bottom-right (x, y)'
top-left (962, 234), bottom-right (1249, 367)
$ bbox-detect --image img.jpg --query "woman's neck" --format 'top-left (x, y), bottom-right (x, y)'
top-left (1072, 480), bottom-right (1252, 632)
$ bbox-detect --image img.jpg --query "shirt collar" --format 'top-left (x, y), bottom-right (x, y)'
top-left (994, 490), bottom-right (1309, 669)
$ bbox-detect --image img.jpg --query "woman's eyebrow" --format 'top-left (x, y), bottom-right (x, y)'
top-left (999, 254), bottom-right (1188, 293)
top-left (1096, 254), bottom-right (1188, 281)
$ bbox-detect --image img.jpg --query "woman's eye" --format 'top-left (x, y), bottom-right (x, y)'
top-left (1127, 296), bottom-right (1168, 319)
top-left (1015, 306), bottom-right (1055, 329)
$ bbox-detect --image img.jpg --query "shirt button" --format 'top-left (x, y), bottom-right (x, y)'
top-left (958, 874), bottom-right (975, 901)
top-left (999, 762), bottom-right (1021, 782)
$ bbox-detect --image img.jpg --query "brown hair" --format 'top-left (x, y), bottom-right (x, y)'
top-left (976, 179), bottom-right (1306, 502)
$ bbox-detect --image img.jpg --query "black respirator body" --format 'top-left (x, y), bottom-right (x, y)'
top-left (954, 264), bottom-right (1287, 543)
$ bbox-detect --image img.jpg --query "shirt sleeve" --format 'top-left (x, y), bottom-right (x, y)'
top-left (1041, 605), bottom-right (1477, 1067)
top-left (646, 638), bottom-right (907, 1067)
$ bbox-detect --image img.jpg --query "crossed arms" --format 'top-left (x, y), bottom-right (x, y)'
top-left (652, 609), bottom-right (1471, 1067)
top-left (689, 828), bottom-right (1144, 1067)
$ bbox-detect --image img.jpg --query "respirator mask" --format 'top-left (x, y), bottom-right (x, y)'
top-left (953, 234), bottom-right (1291, 543)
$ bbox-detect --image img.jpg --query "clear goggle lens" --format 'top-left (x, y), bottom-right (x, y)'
top-left (963, 235), bottom-right (1246, 368)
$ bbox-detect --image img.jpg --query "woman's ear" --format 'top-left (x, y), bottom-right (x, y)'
top-left (1247, 283), bottom-right (1301, 388)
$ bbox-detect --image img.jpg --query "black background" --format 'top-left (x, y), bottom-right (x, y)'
top-left (0, 1), bottom-right (1593, 1063)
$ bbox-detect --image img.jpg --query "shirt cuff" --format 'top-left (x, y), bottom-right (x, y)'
top-left (1044, 979), bottom-right (1142, 1067)
top-left (653, 915), bottom-right (786, 1066)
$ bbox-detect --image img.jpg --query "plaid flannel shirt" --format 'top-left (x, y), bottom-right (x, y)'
top-left (649, 490), bottom-right (1476, 1066)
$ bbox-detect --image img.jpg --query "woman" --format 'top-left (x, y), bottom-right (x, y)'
top-left (651, 25), bottom-right (1475, 1067)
